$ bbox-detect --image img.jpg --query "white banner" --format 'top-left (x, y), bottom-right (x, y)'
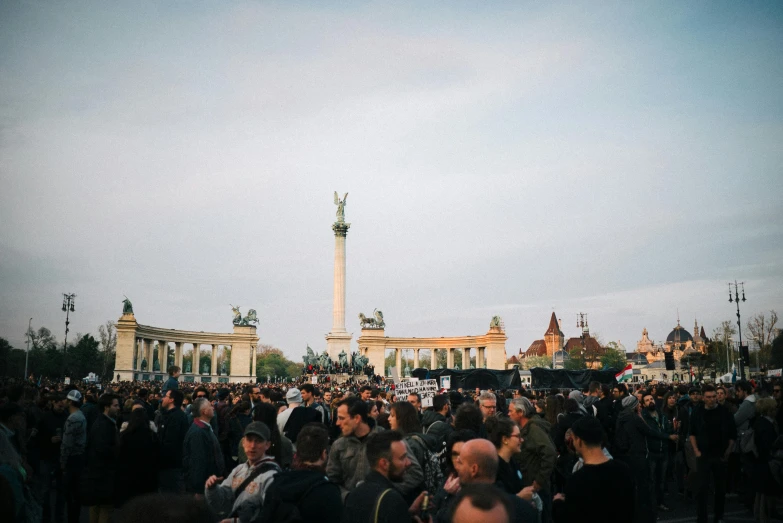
top-left (768, 369), bottom-right (782, 377)
top-left (395, 379), bottom-right (438, 407)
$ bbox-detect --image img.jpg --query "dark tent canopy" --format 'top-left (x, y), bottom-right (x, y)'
top-left (410, 368), bottom-right (521, 390)
top-left (528, 368), bottom-right (620, 391)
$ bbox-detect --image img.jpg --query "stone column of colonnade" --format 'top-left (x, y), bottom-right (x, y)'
top-left (431, 349), bottom-right (437, 369)
top-left (477, 347), bottom-right (485, 368)
top-left (146, 339), bottom-right (153, 372)
top-left (193, 344), bottom-right (201, 375)
top-left (160, 341), bottom-right (168, 373)
top-left (211, 344), bottom-right (219, 375)
top-left (446, 348), bottom-right (454, 368)
top-left (395, 349), bottom-right (402, 373)
top-left (251, 346), bottom-right (257, 377)
top-left (175, 342), bottom-right (182, 370)
top-left (463, 348), bottom-right (470, 369)
top-left (413, 349), bottom-right (420, 369)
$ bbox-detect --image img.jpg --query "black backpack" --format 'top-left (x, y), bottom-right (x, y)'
top-left (262, 477), bottom-right (328, 523)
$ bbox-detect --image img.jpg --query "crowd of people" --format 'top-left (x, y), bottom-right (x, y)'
top-left (1, 363), bottom-right (783, 523)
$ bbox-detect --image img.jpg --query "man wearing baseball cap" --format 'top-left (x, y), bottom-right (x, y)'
top-left (61, 388), bottom-right (87, 523)
top-left (205, 421), bottom-right (281, 523)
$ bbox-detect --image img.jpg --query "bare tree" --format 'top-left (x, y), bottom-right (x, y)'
top-left (747, 310), bottom-right (779, 348)
top-left (98, 321), bottom-right (117, 353)
top-left (98, 321), bottom-right (117, 379)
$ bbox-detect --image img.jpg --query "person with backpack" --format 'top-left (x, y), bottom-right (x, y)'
top-left (389, 401), bottom-right (442, 502)
top-left (258, 424), bottom-right (342, 523)
top-left (421, 394), bottom-right (453, 444)
top-left (205, 422), bottom-right (281, 523)
top-left (341, 430), bottom-right (429, 523)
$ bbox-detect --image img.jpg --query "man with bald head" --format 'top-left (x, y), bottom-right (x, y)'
top-left (435, 439), bottom-right (538, 523)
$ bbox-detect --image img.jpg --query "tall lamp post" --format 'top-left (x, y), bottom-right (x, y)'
top-left (24, 317), bottom-right (32, 379)
top-left (728, 281), bottom-right (746, 379)
top-left (61, 293), bottom-right (76, 377)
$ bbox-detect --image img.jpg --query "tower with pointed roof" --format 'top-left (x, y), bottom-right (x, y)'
top-left (544, 312), bottom-right (564, 358)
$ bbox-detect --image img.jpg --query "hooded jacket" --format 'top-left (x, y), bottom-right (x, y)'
top-left (735, 394), bottom-right (757, 433)
top-left (326, 425), bottom-right (423, 499)
top-left (514, 416), bottom-right (556, 491)
top-left (259, 468), bottom-right (342, 523)
top-left (421, 410), bottom-right (453, 443)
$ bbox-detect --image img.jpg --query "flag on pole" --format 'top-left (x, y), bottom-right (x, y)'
top-left (615, 364), bottom-right (633, 382)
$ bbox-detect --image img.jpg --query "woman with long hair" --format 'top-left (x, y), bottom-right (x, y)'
top-left (240, 402), bottom-right (293, 470)
top-left (115, 408), bottom-right (160, 508)
top-left (486, 416), bottom-right (531, 500)
top-left (227, 401), bottom-right (252, 463)
top-left (389, 401), bottom-right (427, 500)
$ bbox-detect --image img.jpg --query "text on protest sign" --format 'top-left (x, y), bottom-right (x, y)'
top-left (395, 379), bottom-right (438, 407)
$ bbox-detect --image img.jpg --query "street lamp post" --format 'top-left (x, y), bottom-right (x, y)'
top-left (61, 293), bottom-right (76, 377)
top-left (24, 317), bottom-right (32, 379)
top-left (728, 281), bottom-right (746, 379)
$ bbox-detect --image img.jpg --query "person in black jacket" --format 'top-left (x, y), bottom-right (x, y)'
top-left (39, 393), bottom-right (68, 523)
top-left (614, 394), bottom-right (677, 523)
top-left (689, 385), bottom-right (736, 523)
top-left (82, 394), bottom-right (120, 523)
top-left (183, 397), bottom-right (224, 494)
top-left (115, 409), bottom-right (160, 507)
top-left (749, 397), bottom-right (782, 521)
top-left (259, 424), bottom-right (342, 523)
top-left (341, 430), bottom-right (428, 523)
top-left (157, 389), bottom-right (188, 493)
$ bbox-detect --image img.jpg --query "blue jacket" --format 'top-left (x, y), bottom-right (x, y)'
top-left (161, 376), bottom-right (179, 394)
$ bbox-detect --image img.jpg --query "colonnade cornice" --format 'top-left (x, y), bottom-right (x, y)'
top-left (357, 333), bottom-right (507, 348)
top-left (133, 324), bottom-right (258, 345)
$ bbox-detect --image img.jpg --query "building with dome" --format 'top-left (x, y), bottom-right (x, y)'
top-left (635, 319), bottom-right (709, 365)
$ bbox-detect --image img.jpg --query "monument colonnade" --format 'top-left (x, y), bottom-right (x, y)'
top-left (115, 312), bottom-right (259, 383)
top-left (357, 325), bottom-right (508, 373)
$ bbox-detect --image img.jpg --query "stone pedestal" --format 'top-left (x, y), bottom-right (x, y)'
top-left (114, 313), bottom-right (138, 382)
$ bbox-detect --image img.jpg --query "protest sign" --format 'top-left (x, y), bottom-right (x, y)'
top-left (395, 379), bottom-right (438, 407)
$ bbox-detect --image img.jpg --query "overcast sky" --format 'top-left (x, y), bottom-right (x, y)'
top-left (1, 2), bottom-right (782, 364)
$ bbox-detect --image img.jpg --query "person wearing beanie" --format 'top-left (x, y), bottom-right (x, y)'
top-left (276, 388), bottom-right (322, 446)
top-left (614, 390), bottom-right (678, 523)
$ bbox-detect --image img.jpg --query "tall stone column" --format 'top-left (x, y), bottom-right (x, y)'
top-left (413, 349), bottom-right (420, 369)
top-left (447, 348), bottom-right (454, 369)
top-left (430, 349), bottom-right (437, 369)
top-left (160, 341), bottom-right (168, 373)
top-left (395, 348), bottom-right (402, 373)
top-left (463, 348), bottom-right (470, 369)
top-left (145, 339), bottom-right (153, 372)
top-left (326, 203), bottom-right (353, 361)
top-left (251, 346), bottom-right (257, 377)
top-left (175, 342), bottom-right (182, 369)
top-left (193, 344), bottom-right (200, 375)
top-left (211, 344), bottom-right (219, 375)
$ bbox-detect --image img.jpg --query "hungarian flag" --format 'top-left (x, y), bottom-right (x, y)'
top-left (615, 364), bottom-right (633, 382)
